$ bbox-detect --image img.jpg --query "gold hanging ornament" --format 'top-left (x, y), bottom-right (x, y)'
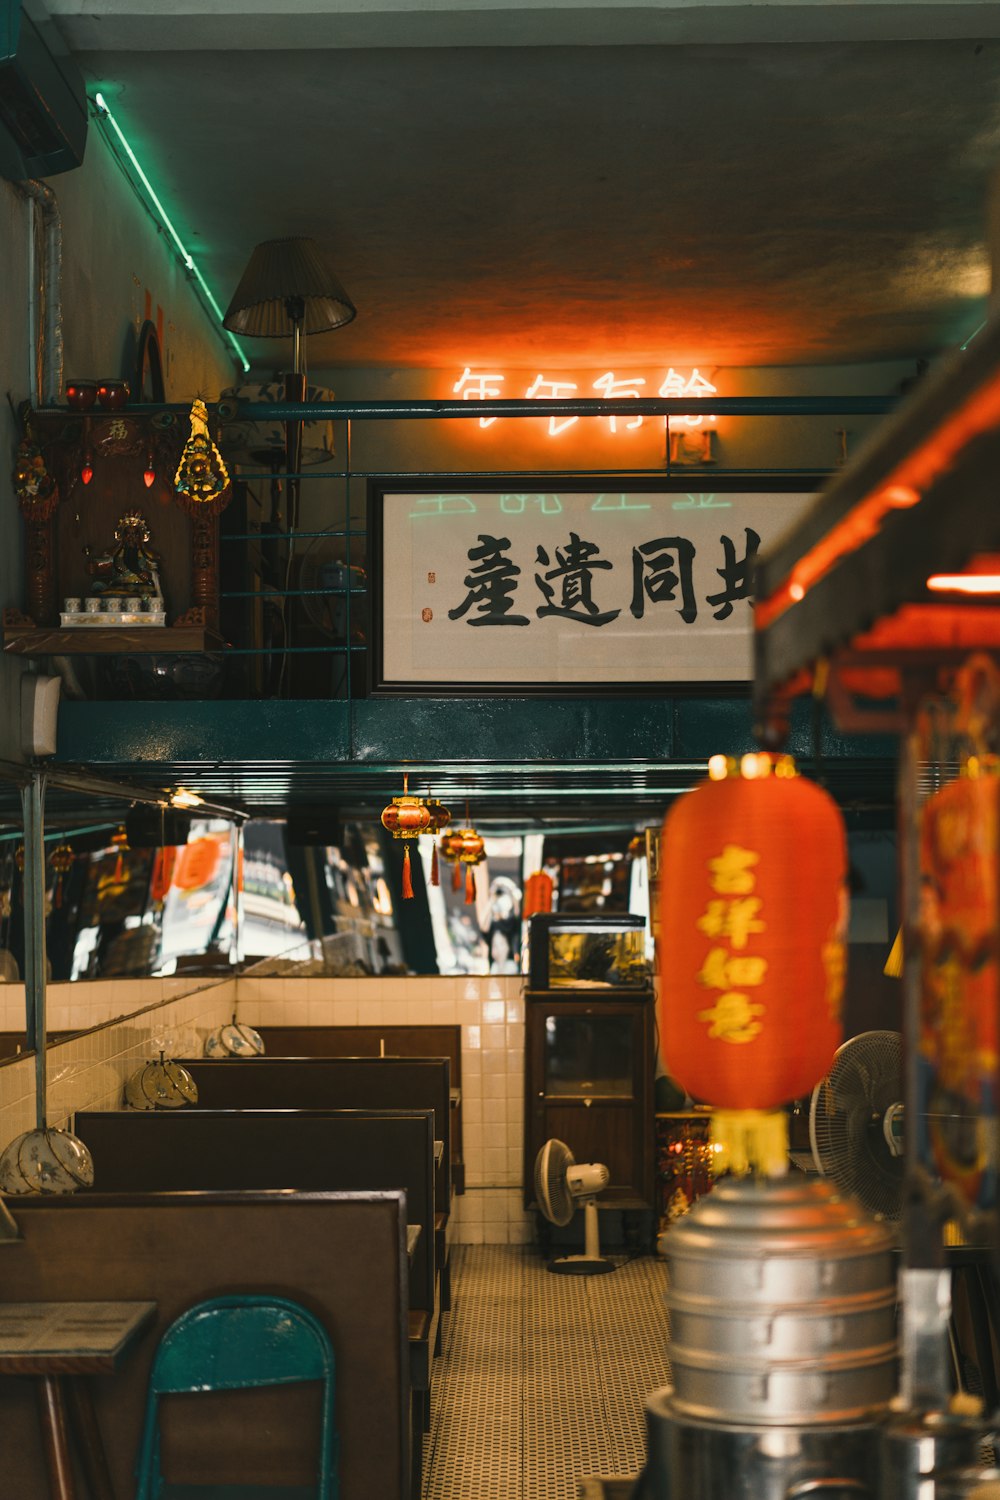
top-left (173, 398), bottom-right (230, 507)
top-left (380, 774), bottom-right (431, 899)
top-left (48, 843), bottom-right (75, 910)
top-left (455, 811), bottom-right (486, 905)
top-left (110, 824), bottom-right (130, 885)
top-left (424, 794), bottom-right (451, 887)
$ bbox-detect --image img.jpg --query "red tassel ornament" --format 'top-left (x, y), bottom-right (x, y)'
top-left (402, 844), bottom-right (414, 900)
top-left (465, 864), bottom-right (476, 904)
top-left (430, 843), bottom-right (440, 887)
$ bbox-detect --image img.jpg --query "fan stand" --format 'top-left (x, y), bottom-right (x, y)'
top-left (546, 1198), bottom-right (615, 1276)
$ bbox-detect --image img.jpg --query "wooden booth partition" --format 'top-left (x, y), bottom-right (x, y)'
top-left (0, 1191), bottom-right (411, 1499)
top-left (256, 1025), bottom-right (465, 1193)
top-left (183, 1057), bottom-right (455, 1306)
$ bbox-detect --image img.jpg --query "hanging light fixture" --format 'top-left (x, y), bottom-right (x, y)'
top-left (48, 843), bottom-right (74, 909)
top-left (204, 1015), bottom-right (265, 1058)
top-left (124, 1050), bottom-right (198, 1110)
top-left (380, 774), bottom-right (431, 899)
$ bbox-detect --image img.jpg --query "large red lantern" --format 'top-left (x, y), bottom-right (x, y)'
top-left (658, 752), bottom-right (847, 1112)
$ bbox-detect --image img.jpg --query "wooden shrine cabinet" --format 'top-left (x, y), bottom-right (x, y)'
top-left (524, 988), bottom-right (656, 1210)
top-left (4, 405), bottom-right (229, 657)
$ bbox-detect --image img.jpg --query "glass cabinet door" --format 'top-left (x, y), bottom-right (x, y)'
top-left (543, 1013), bottom-right (635, 1097)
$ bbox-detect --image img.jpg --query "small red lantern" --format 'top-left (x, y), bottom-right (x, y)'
top-left (424, 796), bottom-right (451, 886)
top-left (150, 845), bottom-right (178, 907)
top-left (48, 843), bottom-right (75, 909)
top-left (658, 752), bottom-right (847, 1113)
top-left (455, 825), bottom-right (486, 905)
top-left (173, 836), bottom-right (220, 892)
top-left (380, 775), bottom-right (431, 899)
top-left (523, 869), bottom-right (554, 919)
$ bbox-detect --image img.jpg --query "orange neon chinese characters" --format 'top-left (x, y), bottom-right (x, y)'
top-left (658, 756), bottom-right (846, 1109)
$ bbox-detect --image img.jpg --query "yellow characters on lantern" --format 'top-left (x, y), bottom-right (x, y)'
top-left (695, 843), bottom-right (769, 1044)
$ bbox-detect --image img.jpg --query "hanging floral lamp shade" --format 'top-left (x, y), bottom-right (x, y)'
top-left (0, 1127), bottom-right (93, 1195)
top-left (381, 774), bottom-right (431, 899)
top-left (205, 1014), bottom-right (265, 1058)
top-left (174, 398), bottom-right (231, 508)
top-left (124, 1050), bottom-right (198, 1110)
top-left (658, 752), bottom-right (847, 1172)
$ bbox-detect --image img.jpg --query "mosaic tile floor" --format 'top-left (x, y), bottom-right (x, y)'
top-left (422, 1245), bottom-right (671, 1500)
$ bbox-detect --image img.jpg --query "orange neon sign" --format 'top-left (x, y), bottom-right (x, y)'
top-left (452, 367), bottom-right (718, 435)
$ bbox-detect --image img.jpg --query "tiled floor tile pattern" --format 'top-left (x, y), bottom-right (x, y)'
top-left (424, 1245), bottom-right (671, 1500)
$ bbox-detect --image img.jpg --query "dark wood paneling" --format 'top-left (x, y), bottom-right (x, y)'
top-left (256, 1026), bottom-right (464, 1192)
top-left (74, 1108), bottom-right (435, 1316)
top-left (0, 1192), bottom-right (409, 1499)
top-left (185, 1057), bottom-right (452, 1207)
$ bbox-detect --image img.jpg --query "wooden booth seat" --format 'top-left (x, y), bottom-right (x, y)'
top-left (74, 1106), bottom-right (441, 1458)
top-left (0, 1191), bottom-right (412, 1499)
top-left (255, 1025), bottom-right (465, 1193)
top-left (183, 1057), bottom-right (454, 1310)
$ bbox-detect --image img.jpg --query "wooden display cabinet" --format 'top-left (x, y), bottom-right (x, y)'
top-left (524, 987), bottom-right (656, 1210)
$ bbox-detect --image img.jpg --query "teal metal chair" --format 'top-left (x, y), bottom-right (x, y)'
top-left (134, 1295), bottom-right (338, 1500)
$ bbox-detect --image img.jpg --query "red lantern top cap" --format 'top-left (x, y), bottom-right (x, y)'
top-left (707, 752), bottom-right (797, 783)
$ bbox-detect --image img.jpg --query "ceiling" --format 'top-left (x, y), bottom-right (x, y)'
top-left (18, 2), bottom-right (987, 830)
top-left (48, 0), bottom-right (1000, 374)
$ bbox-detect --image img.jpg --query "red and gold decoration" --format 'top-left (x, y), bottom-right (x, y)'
top-left (48, 843), bottom-right (75, 909)
top-left (172, 399), bottom-right (232, 630)
top-left (523, 868), bottom-right (554, 919)
top-left (150, 845), bottom-right (178, 908)
top-left (658, 752), bottom-right (847, 1170)
top-left (109, 824), bottom-right (130, 885)
top-left (381, 774), bottom-right (432, 899)
top-left (455, 820), bottom-right (486, 905)
top-left (423, 795), bottom-right (452, 886)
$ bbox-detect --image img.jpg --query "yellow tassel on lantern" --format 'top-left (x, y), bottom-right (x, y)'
top-left (402, 844), bottom-right (414, 900)
top-left (708, 1109), bottom-right (789, 1178)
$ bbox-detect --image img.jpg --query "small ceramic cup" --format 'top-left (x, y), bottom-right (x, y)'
top-left (64, 598), bottom-right (81, 613)
top-left (125, 597), bottom-right (142, 613)
top-left (84, 597), bottom-right (102, 614)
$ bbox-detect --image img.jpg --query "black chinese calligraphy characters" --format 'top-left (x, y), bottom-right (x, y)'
top-left (706, 528), bottom-right (761, 621)
top-left (535, 532), bottom-right (621, 627)
top-left (447, 533), bottom-right (530, 626)
top-left (631, 536), bottom-right (697, 624)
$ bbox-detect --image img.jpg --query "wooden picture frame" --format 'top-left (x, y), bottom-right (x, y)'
top-left (369, 473), bottom-right (824, 696)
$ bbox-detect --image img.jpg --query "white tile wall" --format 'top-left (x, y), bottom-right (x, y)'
top-left (236, 973), bottom-right (534, 1245)
top-left (0, 978), bottom-right (237, 1151)
top-left (0, 972), bottom-right (537, 1245)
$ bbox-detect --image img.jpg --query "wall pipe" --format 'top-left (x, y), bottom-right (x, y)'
top-left (15, 179), bottom-right (64, 407)
top-left (149, 395), bottom-right (897, 422)
top-left (20, 772), bottom-right (47, 1130)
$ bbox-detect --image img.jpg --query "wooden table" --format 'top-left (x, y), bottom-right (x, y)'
top-left (0, 1300), bottom-right (157, 1500)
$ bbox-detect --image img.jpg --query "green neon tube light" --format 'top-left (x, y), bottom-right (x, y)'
top-left (93, 92), bottom-right (250, 374)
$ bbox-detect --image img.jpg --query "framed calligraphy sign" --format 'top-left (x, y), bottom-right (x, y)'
top-left (369, 475), bottom-right (820, 695)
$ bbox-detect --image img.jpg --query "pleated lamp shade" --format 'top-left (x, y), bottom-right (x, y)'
top-left (223, 237), bottom-right (356, 337)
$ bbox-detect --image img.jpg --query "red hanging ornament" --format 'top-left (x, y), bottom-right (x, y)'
top-left (423, 796), bottom-right (451, 887)
top-left (658, 752), bottom-right (847, 1113)
top-left (174, 837), bottom-right (221, 892)
top-left (150, 845), bottom-right (178, 906)
top-left (523, 869), bottom-right (554, 919)
top-left (143, 448), bottom-right (156, 488)
top-left (380, 774), bottom-right (431, 899)
top-left (110, 824), bottom-right (130, 884)
top-left (48, 843), bottom-right (75, 909)
top-left (456, 824), bottom-right (486, 907)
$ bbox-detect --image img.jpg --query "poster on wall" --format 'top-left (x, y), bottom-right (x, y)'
top-left (369, 477), bottom-right (818, 693)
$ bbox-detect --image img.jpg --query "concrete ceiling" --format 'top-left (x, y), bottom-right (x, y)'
top-left (49, 0), bottom-right (1000, 373)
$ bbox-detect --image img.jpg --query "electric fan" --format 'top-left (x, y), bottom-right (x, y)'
top-left (533, 1137), bottom-right (614, 1275)
top-left (808, 1030), bottom-right (904, 1220)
